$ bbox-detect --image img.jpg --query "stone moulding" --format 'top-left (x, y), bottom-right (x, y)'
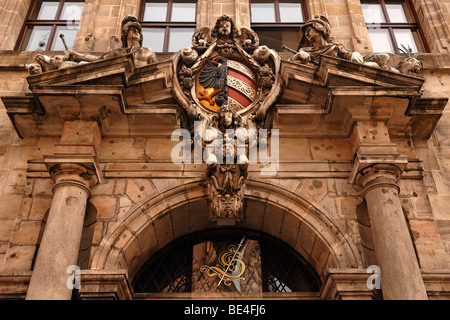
top-left (2, 269), bottom-right (450, 299)
top-left (89, 178), bottom-right (363, 281)
top-left (1, 51), bottom-right (446, 141)
top-left (25, 158), bottom-right (425, 181)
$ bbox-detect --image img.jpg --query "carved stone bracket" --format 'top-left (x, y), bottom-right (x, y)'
top-left (207, 162), bottom-right (248, 225)
top-left (203, 105), bottom-right (249, 225)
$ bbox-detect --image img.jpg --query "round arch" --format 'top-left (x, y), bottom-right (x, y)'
top-left (90, 179), bottom-right (363, 283)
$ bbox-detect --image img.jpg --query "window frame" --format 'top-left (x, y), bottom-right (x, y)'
top-left (249, 0), bottom-right (309, 51)
top-left (15, 0), bottom-right (83, 51)
top-left (362, 0), bottom-right (429, 53)
top-left (132, 228), bottom-right (322, 296)
top-left (138, 0), bottom-right (197, 53)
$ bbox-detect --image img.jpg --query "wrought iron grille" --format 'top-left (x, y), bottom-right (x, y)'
top-left (132, 228), bottom-right (322, 294)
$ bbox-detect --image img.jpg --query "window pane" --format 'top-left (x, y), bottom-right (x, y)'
top-left (60, 1), bottom-right (85, 21)
top-left (52, 26), bottom-right (78, 50)
top-left (171, 0), bottom-right (196, 22)
top-left (251, 1), bottom-right (276, 23)
top-left (279, 1), bottom-right (303, 23)
top-left (168, 28), bottom-right (195, 52)
top-left (142, 28), bottom-right (165, 52)
top-left (23, 26), bottom-right (52, 50)
top-left (393, 29), bottom-right (421, 52)
top-left (143, 1), bottom-right (167, 22)
top-left (256, 29), bottom-right (301, 52)
top-left (361, 2), bottom-right (386, 23)
top-left (368, 29), bottom-right (394, 53)
top-left (386, 1), bottom-right (411, 23)
top-left (31, 1), bottom-right (59, 20)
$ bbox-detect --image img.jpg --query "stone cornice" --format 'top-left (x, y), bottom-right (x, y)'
top-left (0, 54), bottom-right (446, 140)
top-left (44, 155), bottom-right (102, 187)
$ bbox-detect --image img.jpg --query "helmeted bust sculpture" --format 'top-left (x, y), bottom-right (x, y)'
top-left (290, 14), bottom-right (364, 65)
top-left (288, 14), bottom-right (424, 77)
top-left (26, 15), bottom-right (157, 74)
top-left (68, 14), bottom-right (157, 68)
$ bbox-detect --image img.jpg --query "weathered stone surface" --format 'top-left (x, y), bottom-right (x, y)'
top-left (0, 0), bottom-right (449, 301)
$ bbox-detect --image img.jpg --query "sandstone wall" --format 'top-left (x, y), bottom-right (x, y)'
top-left (0, 0), bottom-right (449, 296)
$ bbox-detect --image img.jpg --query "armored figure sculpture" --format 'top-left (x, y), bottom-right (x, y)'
top-left (290, 15), bottom-right (364, 66)
top-left (68, 15), bottom-right (157, 68)
top-left (289, 14), bottom-right (423, 76)
top-left (26, 15), bottom-right (157, 74)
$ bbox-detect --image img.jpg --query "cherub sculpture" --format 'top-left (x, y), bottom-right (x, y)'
top-left (176, 15), bottom-right (281, 125)
top-left (204, 104), bottom-right (249, 222)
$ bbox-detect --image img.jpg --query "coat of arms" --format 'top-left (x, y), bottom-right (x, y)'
top-left (173, 15), bottom-right (282, 224)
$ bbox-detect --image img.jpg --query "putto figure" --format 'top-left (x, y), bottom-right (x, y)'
top-left (290, 15), bottom-right (364, 66)
top-left (204, 104), bottom-right (249, 224)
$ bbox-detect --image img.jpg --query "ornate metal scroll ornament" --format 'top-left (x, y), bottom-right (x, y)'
top-left (200, 238), bottom-right (246, 286)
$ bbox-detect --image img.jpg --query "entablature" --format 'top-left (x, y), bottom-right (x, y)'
top-left (1, 52), bottom-right (447, 141)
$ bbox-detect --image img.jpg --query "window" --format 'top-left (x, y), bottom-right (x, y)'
top-left (138, 0), bottom-right (196, 53)
top-left (250, 0), bottom-right (307, 52)
top-left (16, 0), bottom-right (84, 51)
top-left (132, 228), bottom-right (321, 295)
top-left (361, 0), bottom-right (428, 53)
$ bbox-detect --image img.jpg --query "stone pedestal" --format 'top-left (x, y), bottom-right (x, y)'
top-left (25, 163), bottom-right (97, 300)
top-left (356, 164), bottom-right (428, 300)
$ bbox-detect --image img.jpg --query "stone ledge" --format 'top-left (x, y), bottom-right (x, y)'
top-left (73, 269), bottom-right (133, 300)
top-left (0, 271), bottom-right (31, 299)
top-left (26, 159), bottom-right (425, 180)
top-left (1, 269), bottom-right (449, 300)
top-left (320, 268), bottom-right (450, 300)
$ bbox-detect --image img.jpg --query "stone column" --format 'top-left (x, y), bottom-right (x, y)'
top-left (26, 120), bottom-right (102, 300)
top-left (356, 164), bottom-right (428, 300)
top-left (26, 163), bottom-right (98, 300)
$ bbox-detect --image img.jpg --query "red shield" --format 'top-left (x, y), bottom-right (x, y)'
top-left (196, 58), bottom-right (257, 113)
top-left (226, 60), bottom-right (257, 112)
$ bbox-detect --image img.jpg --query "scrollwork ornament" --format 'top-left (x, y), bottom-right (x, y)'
top-left (200, 244), bottom-right (246, 286)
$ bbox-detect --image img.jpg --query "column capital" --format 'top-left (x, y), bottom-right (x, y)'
top-left (355, 163), bottom-right (403, 198)
top-left (349, 150), bottom-right (408, 186)
top-left (44, 155), bottom-right (102, 193)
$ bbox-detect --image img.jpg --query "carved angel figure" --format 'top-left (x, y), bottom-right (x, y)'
top-left (176, 15), bottom-right (279, 123)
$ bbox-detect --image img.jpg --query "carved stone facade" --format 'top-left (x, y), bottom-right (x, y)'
top-left (0, 0), bottom-right (449, 301)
